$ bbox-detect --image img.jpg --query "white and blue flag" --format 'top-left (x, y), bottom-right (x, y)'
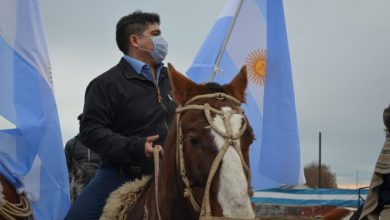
top-left (187, 0), bottom-right (304, 190)
top-left (0, 0), bottom-right (70, 219)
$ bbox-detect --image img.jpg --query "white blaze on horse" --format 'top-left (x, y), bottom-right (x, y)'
top-left (101, 64), bottom-right (258, 220)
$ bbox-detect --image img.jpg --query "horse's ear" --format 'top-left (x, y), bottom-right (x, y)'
top-left (167, 63), bottom-right (197, 106)
top-left (225, 65), bottom-right (248, 103)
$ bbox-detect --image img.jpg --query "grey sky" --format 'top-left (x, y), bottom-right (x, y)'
top-left (39, 0), bottom-right (390, 187)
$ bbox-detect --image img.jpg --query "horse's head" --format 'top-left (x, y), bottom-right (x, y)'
top-left (167, 63), bottom-right (255, 219)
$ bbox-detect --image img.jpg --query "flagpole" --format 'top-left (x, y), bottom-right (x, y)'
top-left (209, 0), bottom-right (245, 82)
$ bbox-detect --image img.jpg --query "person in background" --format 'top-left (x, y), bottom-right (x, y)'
top-left (359, 105), bottom-right (390, 220)
top-left (64, 114), bottom-right (101, 203)
top-left (65, 10), bottom-right (175, 219)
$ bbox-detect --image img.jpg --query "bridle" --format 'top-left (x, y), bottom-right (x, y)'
top-left (175, 92), bottom-right (256, 220)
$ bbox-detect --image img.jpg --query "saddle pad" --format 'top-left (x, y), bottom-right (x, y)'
top-left (100, 175), bottom-right (152, 220)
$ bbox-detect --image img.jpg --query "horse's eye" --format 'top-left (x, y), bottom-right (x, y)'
top-left (190, 138), bottom-right (200, 147)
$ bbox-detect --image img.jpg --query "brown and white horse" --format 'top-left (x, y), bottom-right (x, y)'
top-left (123, 64), bottom-right (257, 219)
top-left (0, 175), bottom-right (33, 219)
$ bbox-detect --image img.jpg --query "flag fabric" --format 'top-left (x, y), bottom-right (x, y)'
top-left (187, 0), bottom-right (304, 190)
top-left (0, 0), bottom-right (70, 219)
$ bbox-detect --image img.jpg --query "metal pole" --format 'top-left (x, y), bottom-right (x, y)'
top-left (356, 170), bottom-right (359, 189)
top-left (319, 132), bottom-right (322, 188)
top-left (209, 0), bottom-right (245, 82)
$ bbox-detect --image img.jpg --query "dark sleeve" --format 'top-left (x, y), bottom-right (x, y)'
top-left (64, 138), bottom-right (76, 182)
top-left (79, 78), bottom-right (146, 163)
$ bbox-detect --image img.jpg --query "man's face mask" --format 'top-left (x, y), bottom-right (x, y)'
top-left (134, 35), bottom-right (168, 63)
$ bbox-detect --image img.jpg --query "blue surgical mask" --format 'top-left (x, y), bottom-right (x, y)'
top-left (136, 35), bottom-right (168, 63)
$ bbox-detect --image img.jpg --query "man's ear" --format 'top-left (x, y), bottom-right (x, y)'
top-left (167, 63), bottom-right (197, 106)
top-left (129, 35), bottom-right (139, 48)
top-left (224, 65), bottom-right (248, 103)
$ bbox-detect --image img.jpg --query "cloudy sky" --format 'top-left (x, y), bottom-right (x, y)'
top-left (38, 0), bottom-right (390, 187)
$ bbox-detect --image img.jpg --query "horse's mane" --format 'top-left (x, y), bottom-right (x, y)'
top-left (203, 82), bottom-right (229, 94)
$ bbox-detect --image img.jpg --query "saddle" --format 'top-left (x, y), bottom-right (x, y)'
top-left (100, 175), bottom-right (152, 220)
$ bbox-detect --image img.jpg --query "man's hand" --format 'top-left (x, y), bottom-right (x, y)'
top-left (144, 135), bottom-right (164, 158)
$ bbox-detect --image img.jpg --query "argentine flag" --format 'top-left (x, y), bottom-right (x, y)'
top-left (0, 0), bottom-right (70, 219)
top-left (187, 0), bottom-right (305, 190)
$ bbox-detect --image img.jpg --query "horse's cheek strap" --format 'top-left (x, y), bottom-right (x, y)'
top-left (177, 113), bottom-right (201, 213)
top-left (200, 141), bottom-right (230, 216)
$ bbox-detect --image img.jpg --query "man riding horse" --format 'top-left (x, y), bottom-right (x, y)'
top-left (100, 64), bottom-right (258, 219)
top-left (65, 11), bottom-right (176, 219)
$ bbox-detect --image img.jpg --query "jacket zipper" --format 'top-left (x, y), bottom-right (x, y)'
top-left (156, 84), bottom-right (169, 133)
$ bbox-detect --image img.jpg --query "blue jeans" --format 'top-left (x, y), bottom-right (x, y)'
top-left (64, 162), bottom-right (139, 220)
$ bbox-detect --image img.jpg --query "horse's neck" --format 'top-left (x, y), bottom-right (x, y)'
top-left (131, 171), bottom-right (193, 220)
top-left (159, 161), bottom-right (196, 219)
top-left (158, 138), bottom-right (199, 219)
top-left (136, 124), bottom-right (198, 219)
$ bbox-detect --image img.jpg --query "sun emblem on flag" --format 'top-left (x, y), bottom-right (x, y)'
top-left (245, 49), bottom-right (266, 86)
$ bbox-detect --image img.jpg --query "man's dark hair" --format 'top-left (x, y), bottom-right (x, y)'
top-left (116, 11), bottom-right (160, 54)
top-left (384, 105), bottom-right (390, 132)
